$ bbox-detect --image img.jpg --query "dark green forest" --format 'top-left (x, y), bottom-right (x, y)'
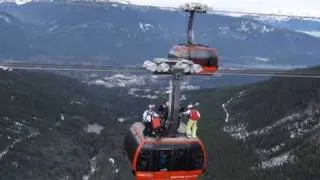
top-left (0, 67), bottom-right (319, 180)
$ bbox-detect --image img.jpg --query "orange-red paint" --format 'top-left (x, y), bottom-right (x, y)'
top-left (129, 123), bottom-right (208, 180)
top-left (169, 44), bottom-right (220, 75)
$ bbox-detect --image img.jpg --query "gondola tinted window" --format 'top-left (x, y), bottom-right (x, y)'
top-left (137, 148), bottom-right (153, 171)
top-left (172, 144), bottom-right (188, 170)
top-left (187, 143), bottom-right (204, 170)
top-left (158, 149), bottom-right (172, 171)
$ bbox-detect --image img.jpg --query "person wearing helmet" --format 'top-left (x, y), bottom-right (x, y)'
top-left (182, 104), bottom-right (201, 138)
top-left (142, 104), bottom-right (158, 136)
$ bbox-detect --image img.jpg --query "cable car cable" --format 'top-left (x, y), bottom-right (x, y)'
top-left (1, 62), bottom-right (320, 78)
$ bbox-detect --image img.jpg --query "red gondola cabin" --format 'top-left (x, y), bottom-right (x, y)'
top-left (168, 44), bottom-right (219, 75)
top-left (124, 122), bottom-right (208, 180)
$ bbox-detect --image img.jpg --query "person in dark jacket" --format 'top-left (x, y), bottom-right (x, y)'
top-left (158, 101), bottom-right (169, 121)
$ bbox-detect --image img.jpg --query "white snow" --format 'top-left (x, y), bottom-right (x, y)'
top-left (298, 30), bottom-right (320, 38)
top-left (251, 15), bottom-right (291, 22)
top-left (255, 57), bottom-right (269, 62)
top-left (222, 89), bottom-right (317, 141)
top-left (70, 100), bottom-right (84, 105)
top-left (86, 123), bottom-right (104, 135)
top-left (180, 80), bottom-right (200, 91)
top-left (60, 113), bottom-right (65, 121)
top-left (117, 117), bottom-right (126, 123)
top-left (128, 88), bottom-right (140, 95)
top-left (223, 95), bottom-right (320, 142)
top-left (14, 121), bottom-right (23, 127)
top-left (180, 94), bottom-right (187, 101)
top-left (109, 157), bottom-right (115, 165)
top-left (224, 112), bottom-right (303, 140)
top-left (236, 21), bottom-right (274, 34)
top-left (260, 152), bottom-right (292, 169)
top-left (108, 157), bottom-right (120, 173)
top-left (109, 0), bottom-right (130, 5)
top-left (92, 79), bottom-right (112, 87)
top-left (139, 22), bottom-right (154, 31)
top-left (82, 175), bottom-right (89, 180)
top-left (15, 0), bottom-right (32, 5)
top-left (218, 26), bottom-right (230, 35)
top-left (48, 25), bottom-right (59, 32)
top-left (0, 66), bottom-right (13, 71)
top-left (181, 85), bottom-right (200, 91)
top-left (139, 94), bottom-right (158, 99)
top-left (237, 21), bottom-right (250, 32)
top-left (287, 115), bottom-right (320, 139)
top-left (82, 156), bottom-right (97, 180)
top-left (128, 87), bottom-right (160, 99)
top-left (70, 24), bottom-right (88, 30)
top-left (222, 90), bottom-right (246, 123)
top-left (251, 113), bottom-right (302, 136)
top-left (257, 143), bottom-right (286, 154)
top-left (89, 74), bottom-right (146, 88)
top-left (222, 97), bottom-right (234, 123)
top-left (0, 130), bottom-right (39, 161)
top-left (90, 156), bottom-right (97, 174)
top-left (223, 123), bottom-right (249, 140)
top-left (144, 88), bottom-right (151, 92)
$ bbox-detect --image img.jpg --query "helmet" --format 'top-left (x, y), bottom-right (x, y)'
top-left (165, 101), bottom-right (170, 106)
top-left (187, 104), bottom-right (193, 109)
top-left (148, 104), bottom-right (155, 109)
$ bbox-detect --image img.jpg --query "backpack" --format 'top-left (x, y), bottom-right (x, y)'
top-left (152, 117), bottom-right (161, 129)
top-left (190, 110), bottom-right (199, 120)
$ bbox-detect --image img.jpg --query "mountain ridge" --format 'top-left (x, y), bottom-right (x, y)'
top-left (0, 2), bottom-right (320, 67)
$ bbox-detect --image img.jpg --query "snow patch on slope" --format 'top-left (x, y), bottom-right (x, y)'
top-left (237, 21), bottom-right (274, 34)
top-left (255, 57), bottom-right (269, 62)
top-left (86, 123), bottom-right (104, 135)
top-left (117, 117), bottom-right (126, 123)
top-left (260, 152), bottom-right (293, 169)
top-left (298, 30), bottom-right (320, 38)
top-left (222, 90), bottom-right (246, 123)
top-left (15, 0), bottom-right (32, 5)
top-left (139, 22), bottom-right (153, 31)
top-left (0, 66), bottom-right (13, 71)
top-left (108, 157), bottom-right (119, 173)
top-left (82, 156), bottom-right (98, 180)
top-left (0, 130), bottom-right (39, 161)
top-left (223, 112), bottom-right (303, 140)
top-left (89, 74), bottom-right (147, 88)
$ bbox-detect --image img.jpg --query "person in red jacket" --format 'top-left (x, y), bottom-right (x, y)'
top-left (182, 104), bottom-right (201, 138)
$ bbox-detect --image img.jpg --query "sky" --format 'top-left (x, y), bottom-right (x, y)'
top-left (129, 0), bottom-right (320, 16)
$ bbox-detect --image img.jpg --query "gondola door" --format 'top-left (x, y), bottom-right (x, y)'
top-left (153, 144), bottom-right (172, 179)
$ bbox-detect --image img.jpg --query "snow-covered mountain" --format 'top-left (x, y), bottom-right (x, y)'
top-left (0, 1), bottom-right (320, 67)
top-left (242, 15), bottom-right (320, 38)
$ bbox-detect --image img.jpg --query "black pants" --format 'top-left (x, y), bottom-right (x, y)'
top-left (143, 122), bottom-right (152, 136)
